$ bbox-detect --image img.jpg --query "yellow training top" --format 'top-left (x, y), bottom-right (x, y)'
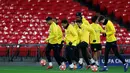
top-left (46, 22), bottom-right (58, 44)
top-left (64, 24), bottom-right (78, 46)
top-left (105, 20), bottom-right (117, 42)
top-left (90, 23), bottom-right (105, 44)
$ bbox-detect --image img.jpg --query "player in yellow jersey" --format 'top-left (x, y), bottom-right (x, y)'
top-left (61, 19), bottom-right (79, 69)
top-left (76, 12), bottom-right (96, 68)
top-left (45, 17), bottom-right (64, 69)
top-left (76, 20), bottom-right (96, 69)
top-left (71, 21), bottom-right (84, 69)
top-left (52, 18), bottom-right (68, 65)
top-left (90, 15), bottom-right (105, 66)
top-left (98, 16), bottom-right (128, 72)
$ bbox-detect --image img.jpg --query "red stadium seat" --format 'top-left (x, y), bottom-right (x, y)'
top-left (39, 45), bottom-right (46, 57)
top-left (50, 50), bottom-right (54, 57)
top-left (9, 46), bottom-right (19, 57)
top-left (29, 46), bottom-right (38, 57)
top-left (124, 46), bottom-right (130, 54)
top-left (91, 0), bottom-right (130, 24)
top-left (0, 46), bottom-right (8, 56)
top-left (19, 46), bottom-right (29, 57)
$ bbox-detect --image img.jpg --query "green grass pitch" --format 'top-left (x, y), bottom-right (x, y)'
top-left (0, 66), bottom-right (129, 73)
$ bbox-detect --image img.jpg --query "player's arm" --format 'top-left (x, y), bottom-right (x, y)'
top-left (86, 25), bottom-right (96, 42)
top-left (82, 16), bottom-right (90, 25)
top-left (57, 25), bottom-right (63, 39)
top-left (70, 26), bottom-right (78, 43)
top-left (99, 25), bottom-right (106, 33)
top-left (45, 25), bottom-right (57, 41)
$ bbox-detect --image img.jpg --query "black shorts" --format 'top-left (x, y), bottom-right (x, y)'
top-left (77, 42), bottom-right (88, 49)
top-left (46, 43), bottom-right (58, 50)
top-left (46, 43), bottom-right (54, 49)
top-left (91, 44), bottom-right (102, 52)
top-left (106, 41), bottom-right (117, 49)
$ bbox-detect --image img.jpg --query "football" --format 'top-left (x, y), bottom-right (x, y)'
top-left (59, 64), bottom-right (66, 70)
top-left (40, 59), bottom-right (47, 66)
top-left (91, 65), bottom-right (98, 72)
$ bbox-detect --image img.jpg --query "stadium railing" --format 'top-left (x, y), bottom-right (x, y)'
top-left (0, 44), bottom-right (130, 62)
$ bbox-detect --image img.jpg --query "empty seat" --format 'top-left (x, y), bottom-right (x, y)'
top-left (9, 46), bottom-right (19, 57)
top-left (19, 46), bottom-right (29, 57)
top-left (39, 45), bottom-right (46, 57)
top-left (0, 46), bottom-right (8, 56)
top-left (29, 46), bottom-right (38, 57)
top-left (91, 0), bottom-right (130, 24)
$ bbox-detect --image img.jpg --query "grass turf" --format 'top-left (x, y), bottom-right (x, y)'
top-left (0, 66), bottom-right (129, 73)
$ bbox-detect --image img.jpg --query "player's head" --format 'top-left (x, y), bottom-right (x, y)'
top-left (76, 12), bottom-right (82, 20)
top-left (46, 17), bottom-right (53, 25)
top-left (71, 20), bottom-right (76, 26)
top-left (98, 15), bottom-right (105, 23)
top-left (98, 15), bottom-right (108, 25)
top-left (76, 20), bottom-right (83, 27)
top-left (61, 19), bottom-right (69, 29)
top-left (92, 15), bottom-right (98, 23)
top-left (52, 18), bottom-right (58, 24)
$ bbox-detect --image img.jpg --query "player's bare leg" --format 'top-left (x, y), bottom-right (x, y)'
top-left (86, 48), bottom-right (95, 64)
top-left (93, 50), bottom-right (101, 66)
